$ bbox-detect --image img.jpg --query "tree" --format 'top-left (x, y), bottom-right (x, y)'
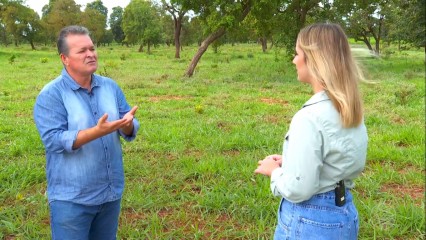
top-left (181, 16), bottom-right (203, 46)
top-left (43, 0), bottom-right (82, 42)
top-left (270, 0), bottom-right (322, 56)
top-left (335, 0), bottom-right (388, 55)
top-left (243, 0), bottom-right (282, 52)
top-left (84, 0), bottom-right (108, 46)
top-left (159, 10), bottom-right (175, 47)
top-left (81, 8), bottom-right (106, 46)
top-left (86, 0), bottom-right (108, 17)
top-left (41, 0), bottom-right (57, 18)
top-left (1, 1), bottom-right (42, 49)
top-left (109, 6), bottom-right (125, 44)
top-left (161, 0), bottom-right (189, 58)
top-left (385, 0), bottom-right (425, 50)
top-left (122, 0), bottom-right (163, 53)
top-left (100, 29), bottom-right (113, 46)
top-left (19, 6), bottom-right (42, 49)
top-left (176, 0), bottom-right (253, 77)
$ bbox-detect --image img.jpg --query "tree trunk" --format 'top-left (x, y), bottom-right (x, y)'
top-left (138, 44), bottom-right (144, 52)
top-left (184, 1), bottom-right (252, 77)
top-left (374, 37), bottom-right (380, 55)
top-left (30, 40), bottom-right (36, 50)
top-left (360, 36), bottom-right (373, 52)
top-left (147, 42), bottom-right (151, 54)
top-left (375, 16), bottom-right (383, 55)
top-left (260, 37), bottom-right (267, 53)
top-left (269, 36), bottom-right (274, 50)
top-left (174, 16), bottom-right (183, 58)
top-left (185, 28), bottom-right (226, 77)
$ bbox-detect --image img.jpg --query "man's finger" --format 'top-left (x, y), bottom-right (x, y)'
top-left (129, 106), bottom-right (138, 115)
top-left (99, 113), bottom-right (108, 123)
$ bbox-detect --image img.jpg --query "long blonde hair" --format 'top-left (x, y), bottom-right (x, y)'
top-left (297, 23), bottom-right (364, 128)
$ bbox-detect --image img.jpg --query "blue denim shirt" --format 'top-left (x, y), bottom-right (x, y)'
top-left (34, 69), bottom-right (139, 205)
top-left (271, 91), bottom-right (368, 203)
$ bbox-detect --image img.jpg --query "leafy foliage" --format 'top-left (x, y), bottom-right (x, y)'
top-left (109, 6), bottom-right (125, 44)
top-left (122, 0), bottom-right (163, 53)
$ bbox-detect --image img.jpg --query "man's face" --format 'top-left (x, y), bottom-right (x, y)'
top-left (61, 34), bottom-right (98, 77)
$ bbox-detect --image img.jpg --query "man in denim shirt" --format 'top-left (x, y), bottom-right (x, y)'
top-left (34, 25), bottom-right (139, 239)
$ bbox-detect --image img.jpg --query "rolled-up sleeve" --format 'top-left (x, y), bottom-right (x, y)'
top-left (34, 88), bottom-right (79, 153)
top-left (116, 84), bottom-right (140, 141)
top-left (118, 118), bottom-right (140, 141)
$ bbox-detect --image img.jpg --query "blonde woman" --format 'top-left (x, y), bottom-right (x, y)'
top-left (255, 23), bottom-right (368, 239)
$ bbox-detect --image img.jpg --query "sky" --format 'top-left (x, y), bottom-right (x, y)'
top-left (24, 0), bottom-right (131, 18)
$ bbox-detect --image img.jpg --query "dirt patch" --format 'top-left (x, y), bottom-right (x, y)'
top-left (392, 116), bottom-right (406, 125)
top-left (264, 115), bottom-right (283, 124)
top-left (120, 204), bottom-right (242, 237)
top-left (222, 149), bottom-right (240, 157)
top-left (397, 164), bottom-right (425, 175)
top-left (380, 183), bottom-right (424, 204)
top-left (149, 95), bottom-right (189, 102)
top-left (217, 121), bottom-right (232, 132)
top-left (260, 98), bottom-right (288, 105)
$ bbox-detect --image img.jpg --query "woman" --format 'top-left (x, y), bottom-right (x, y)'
top-left (254, 23), bottom-right (368, 239)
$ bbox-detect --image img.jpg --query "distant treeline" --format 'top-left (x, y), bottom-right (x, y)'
top-left (1, 0), bottom-right (424, 76)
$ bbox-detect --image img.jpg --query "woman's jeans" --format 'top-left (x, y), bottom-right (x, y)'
top-left (274, 190), bottom-right (359, 240)
top-left (49, 199), bottom-right (121, 240)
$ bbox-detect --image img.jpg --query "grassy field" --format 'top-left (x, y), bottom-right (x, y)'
top-left (0, 43), bottom-right (424, 239)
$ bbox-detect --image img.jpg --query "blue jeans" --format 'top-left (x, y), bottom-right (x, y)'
top-left (274, 190), bottom-right (359, 240)
top-left (49, 199), bottom-right (121, 240)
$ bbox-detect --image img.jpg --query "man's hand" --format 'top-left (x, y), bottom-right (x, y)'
top-left (95, 113), bottom-right (127, 135)
top-left (72, 106), bottom-right (138, 149)
top-left (120, 106), bottom-right (138, 136)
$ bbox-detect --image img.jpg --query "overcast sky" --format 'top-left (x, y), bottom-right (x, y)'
top-left (24, 0), bottom-right (131, 18)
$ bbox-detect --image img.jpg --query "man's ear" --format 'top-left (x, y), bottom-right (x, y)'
top-left (60, 53), bottom-right (68, 66)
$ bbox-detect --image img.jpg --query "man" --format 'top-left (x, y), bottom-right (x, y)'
top-left (33, 25), bottom-right (139, 239)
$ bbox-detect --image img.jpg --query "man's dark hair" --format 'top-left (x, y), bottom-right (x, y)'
top-left (57, 25), bottom-right (90, 55)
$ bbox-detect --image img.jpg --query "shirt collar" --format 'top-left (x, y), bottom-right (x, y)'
top-left (302, 90), bottom-right (330, 108)
top-left (61, 68), bottom-right (100, 91)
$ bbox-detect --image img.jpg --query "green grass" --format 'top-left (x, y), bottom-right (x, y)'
top-left (0, 43), bottom-right (424, 239)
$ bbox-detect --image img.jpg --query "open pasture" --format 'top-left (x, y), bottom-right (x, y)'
top-left (0, 43), bottom-right (424, 239)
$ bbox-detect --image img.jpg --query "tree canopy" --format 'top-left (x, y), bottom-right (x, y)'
top-left (0, 0), bottom-right (424, 75)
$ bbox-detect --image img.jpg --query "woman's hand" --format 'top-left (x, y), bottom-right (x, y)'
top-left (267, 154), bottom-right (283, 166)
top-left (254, 154), bottom-right (282, 177)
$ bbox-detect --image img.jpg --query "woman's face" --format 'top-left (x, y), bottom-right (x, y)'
top-left (292, 44), bottom-right (312, 84)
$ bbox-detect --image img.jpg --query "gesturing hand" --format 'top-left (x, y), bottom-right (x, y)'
top-left (96, 106), bottom-right (138, 136)
top-left (73, 107), bottom-right (139, 150)
top-left (122, 106), bottom-right (138, 127)
top-left (96, 113), bottom-right (127, 135)
top-left (120, 106), bottom-right (138, 135)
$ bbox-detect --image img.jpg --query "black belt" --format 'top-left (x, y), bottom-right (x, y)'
top-left (335, 180), bottom-right (346, 207)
